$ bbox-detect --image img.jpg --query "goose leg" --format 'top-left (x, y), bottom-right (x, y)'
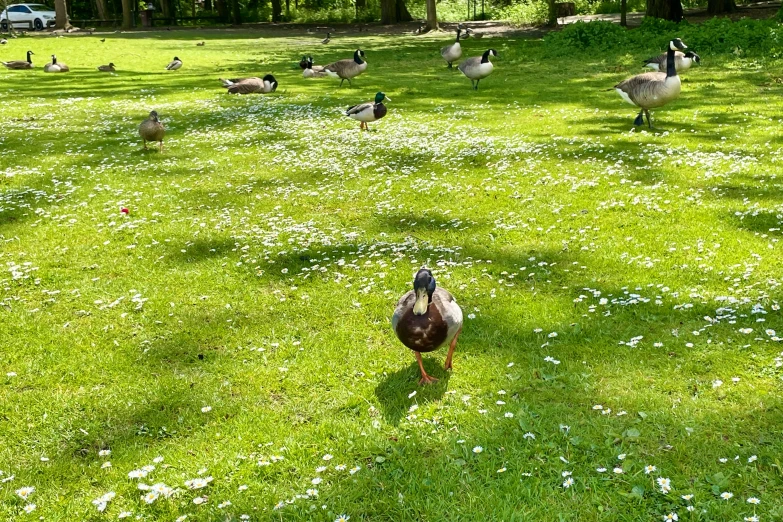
top-left (447, 62), bottom-right (452, 68)
top-left (444, 327), bottom-right (462, 371)
top-left (475, 79), bottom-right (480, 91)
top-left (415, 352), bottom-right (438, 385)
top-left (633, 110), bottom-right (644, 126)
top-left (644, 109), bottom-right (653, 129)
top-left (159, 140), bottom-right (164, 152)
top-left (143, 140), bottom-right (147, 150)
top-left (339, 78), bottom-right (344, 87)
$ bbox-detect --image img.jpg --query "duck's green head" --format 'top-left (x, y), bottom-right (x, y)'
top-left (375, 92), bottom-right (391, 104)
top-left (413, 268), bottom-right (436, 315)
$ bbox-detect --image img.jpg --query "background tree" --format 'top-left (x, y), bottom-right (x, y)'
top-left (54, 0), bottom-right (69, 29)
top-left (271, 0), bottom-right (281, 21)
top-left (621, 0), bottom-right (627, 26)
top-left (646, 0), bottom-right (682, 21)
top-left (231, 0), bottom-right (241, 23)
top-left (380, 0), bottom-right (411, 24)
top-left (708, 0), bottom-right (736, 15)
top-left (121, 0), bottom-right (133, 28)
top-left (425, 0), bottom-right (437, 30)
top-left (546, 0), bottom-right (556, 25)
top-left (216, 0), bottom-right (229, 22)
top-left (94, 0), bottom-right (108, 21)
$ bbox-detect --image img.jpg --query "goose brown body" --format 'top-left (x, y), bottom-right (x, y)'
top-left (2, 51), bottom-right (34, 70)
top-left (323, 49), bottom-right (367, 87)
top-left (220, 74), bottom-right (278, 94)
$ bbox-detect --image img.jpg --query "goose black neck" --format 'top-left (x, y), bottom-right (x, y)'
top-left (481, 50), bottom-right (491, 63)
top-left (354, 51), bottom-right (364, 64)
top-left (666, 47), bottom-right (676, 78)
top-left (52, 56), bottom-right (57, 64)
top-left (455, 29), bottom-right (461, 42)
top-left (27, 51), bottom-right (33, 62)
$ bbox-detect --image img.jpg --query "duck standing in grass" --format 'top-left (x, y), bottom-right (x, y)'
top-left (440, 28), bottom-right (462, 68)
top-left (166, 57), bottom-right (182, 70)
top-left (97, 63), bottom-right (116, 72)
top-left (44, 55), bottom-right (69, 73)
top-left (615, 38), bottom-right (687, 128)
top-left (2, 50), bottom-right (34, 69)
top-left (392, 269), bottom-right (463, 385)
top-left (323, 49), bottom-right (366, 87)
top-left (139, 110), bottom-right (165, 152)
top-left (345, 91), bottom-right (390, 131)
top-left (644, 50), bottom-right (700, 72)
top-left (458, 49), bottom-right (497, 90)
top-left (220, 74), bottom-right (278, 94)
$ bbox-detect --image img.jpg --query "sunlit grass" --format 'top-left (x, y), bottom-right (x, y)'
top-left (1, 29), bottom-right (782, 521)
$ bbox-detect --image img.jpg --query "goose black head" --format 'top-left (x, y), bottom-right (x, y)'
top-left (685, 51), bottom-right (700, 64)
top-left (299, 56), bottom-right (308, 69)
top-left (412, 268), bottom-right (436, 315)
top-left (28, 50), bottom-right (34, 56)
top-left (669, 38), bottom-right (686, 51)
top-left (263, 74), bottom-right (278, 91)
top-left (481, 49), bottom-right (498, 62)
top-left (354, 49), bottom-right (365, 63)
top-left (149, 110), bottom-right (160, 122)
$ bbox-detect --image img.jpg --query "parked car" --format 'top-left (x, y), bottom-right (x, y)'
top-left (0, 4), bottom-right (57, 31)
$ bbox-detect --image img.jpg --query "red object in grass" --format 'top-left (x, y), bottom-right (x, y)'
top-left (121, 207), bottom-right (129, 214)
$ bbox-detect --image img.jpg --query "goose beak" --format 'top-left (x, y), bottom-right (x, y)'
top-left (413, 287), bottom-right (428, 315)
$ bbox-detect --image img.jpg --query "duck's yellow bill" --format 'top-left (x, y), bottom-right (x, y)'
top-left (413, 288), bottom-right (428, 315)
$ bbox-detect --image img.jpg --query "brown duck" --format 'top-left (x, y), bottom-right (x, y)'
top-left (392, 269), bottom-right (464, 385)
top-left (139, 111), bottom-right (165, 151)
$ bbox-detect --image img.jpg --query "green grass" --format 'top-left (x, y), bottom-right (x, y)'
top-left (1, 28), bottom-right (783, 521)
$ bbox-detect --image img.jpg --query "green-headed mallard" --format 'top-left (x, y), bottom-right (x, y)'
top-left (458, 49), bottom-right (497, 90)
top-left (392, 269), bottom-right (463, 385)
top-left (139, 110), bottom-right (165, 152)
top-left (166, 57), bottom-right (182, 70)
top-left (43, 55), bottom-right (69, 73)
top-left (440, 28), bottom-right (462, 68)
top-left (644, 50), bottom-right (700, 72)
top-left (323, 49), bottom-right (366, 87)
top-left (220, 74), bottom-right (278, 94)
top-left (2, 50), bottom-right (34, 70)
top-left (615, 38), bottom-right (687, 128)
top-left (345, 91), bottom-right (390, 131)
top-left (97, 63), bottom-right (116, 72)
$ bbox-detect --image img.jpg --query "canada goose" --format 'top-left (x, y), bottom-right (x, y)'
top-left (299, 55), bottom-right (309, 69)
top-left (0, 38), bottom-right (7, 45)
top-left (44, 55), bottom-right (70, 73)
top-left (345, 91), bottom-right (390, 131)
top-left (139, 110), bottom-right (165, 152)
top-left (468, 28), bottom-right (483, 39)
top-left (97, 63), bottom-right (116, 72)
top-left (392, 269), bottom-right (463, 385)
top-left (615, 38), bottom-right (687, 128)
top-left (323, 49), bottom-right (367, 87)
top-left (196, 41), bottom-right (205, 46)
top-left (413, 24), bottom-right (425, 35)
top-left (220, 74), bottom-right (278, 94)
top-left (2, 50), bottom-right (34, 70)
top-left (458, 49), bottom-right (497, 90)
top-left (440, 28), bottom-right (462, 68)
top-left (321, 32), bottom-right (331, 44)
top-left (303, 56), bottom-right (326, 78)
top-left (644, 50), bottom-right (700, 72)
top-left (166, 57), bottom-right (182, 70)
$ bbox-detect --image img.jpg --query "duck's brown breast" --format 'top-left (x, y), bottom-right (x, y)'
top-left (395, 303), bottom-right (448, 353)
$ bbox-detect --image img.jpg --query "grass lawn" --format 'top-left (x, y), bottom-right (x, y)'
top-left (1, 27), bottom-right (783, 521)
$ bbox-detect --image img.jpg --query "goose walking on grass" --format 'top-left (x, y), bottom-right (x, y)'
top-left (166, 57), bottom-right (182, 70)
top-left (392, 269), bottom-right (463, 385)
top-left (44, 55), bottom-right (69, 73)
top-left (139, 110), bottom-right (165, 152)
top-left (644, 50), bottom-right (700, 72)
top-left (220, 74), bottom-right (278, 94)
top-left (302, 56), bottom-right (326, 78)
top-left (458, 49), bottom-right (497, 90)
top-left (323, 49), bottom-right (366, 87)
top-left (2, 50), bottom-right (34, 70)
top-left (345, 91), bottom-right (390, 131)
top-left (615, 38), bottom-right (687, 128)
top-left (440, 28), bottom-right (462, 68)
top-left (97, 63), bottom-right (116, 72)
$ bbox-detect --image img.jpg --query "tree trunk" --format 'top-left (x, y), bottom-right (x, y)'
top-left (620, 0), bottom-right (627, 26)
top-left (231, 0), bottom-right (240, 23)
top-left (285, 0), bottom-right (290, 18)
top-left (271, 0), bottom-right (281, 21)
top-left (425, 0), bottom-right (437, 30)
top-left (121, 0), bottom-right (133, 28)
top-left (645, 0), bottom-right (682, 22)
top-left (380, 0), bottom-right (411, 23)
top-left (54, 0), bottom-right (69, 29)
top-left (216, 0), bottom-right (228, 21)
top-left (95, 0), bottom-right (108, 20)
top-left (707, 0), bottom-right (736, 14)
top-left (396, 0), bottom-right (412, 21)
top-left (546, 0), bottom-right (556, 25)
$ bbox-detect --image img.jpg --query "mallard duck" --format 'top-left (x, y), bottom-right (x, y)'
top-left (220, 74), bottom-right (278, 94)
top-left (644, 50), bottom-right (700, 72)
top-left (440, 28), bottom-right (462, 68)
top-left (97, 63), bottom-right (116, 72)
top-left (139, 110), bottom-right (165, 151)
top-left (615, 38), bottom-right (687, 128)
top-left (458, 49), bottom-right (497, 90)
top-left (323, 49), bottom-right (366, 87)
top-left (321, 32), bottom-right (331, 44)
top-left (166, 57), bottom-right (182, 70)
top-left (345, 91), bottom-right (390, 131)
top-left (2, 50), bottom-right (34, 69)
top-left (196, 41), bottom-right (205, 46)
top-left (44, 55), bottom-right (70, 73)
top-left (392, 269), bottom-right (463, 385)
top-left (302, 56), bottom-right (326, 78)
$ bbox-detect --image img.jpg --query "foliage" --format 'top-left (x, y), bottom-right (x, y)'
top-left (545, 16), bottom-right (783, 57)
